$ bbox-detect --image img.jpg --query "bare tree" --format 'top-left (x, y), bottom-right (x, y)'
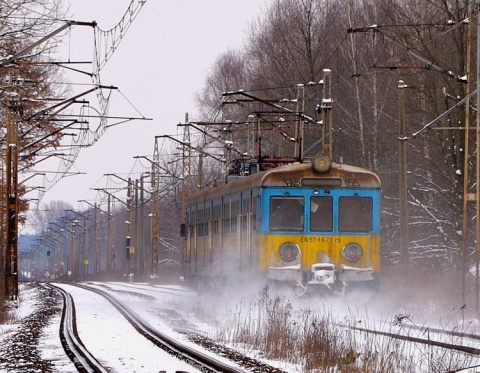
top-left (27, 200), bottom-right (73, 233)
top-left (194, 0), bottom-right (474, 269)
top-left (0, 0), bottom-right (66, 307)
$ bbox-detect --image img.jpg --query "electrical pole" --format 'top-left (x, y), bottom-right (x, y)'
top-left (476, 6), bottom-right (480, 315)
top-left (1, 20), bottom-right (96, 304)
top-left (181, 113), bottom-right (191, 277)
top-left (67, 219), bottom-right (78, 279)
top-left (139, 176), bottom-right (146, 279)
top-left (0, 162), bottom-right (5, 305)
top-left (461, 2), bottom-right (473, 306)
top-left (93, 203), bottom-right (99, 275)
top-left (321, 69), bottom-right (333, 159)
top-left (134, 153), bottom-right (178, 279)
top-left (126, 178), bottom-right (134, 280)
top-left (82, 216), bottom-right (88, 279)
top-left (398, 80), bottom-right (410, 270)
top-left (95, 187), bottom-right (131, 277)
top-left (5, 74), bottom-right (21, 301)
top-left (151, 144), bottom-right (160, 278)
top-left (107, 194), bottom-right (114, 275)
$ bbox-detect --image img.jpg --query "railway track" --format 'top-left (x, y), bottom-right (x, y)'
top-left (73, 282), bottom-right (245, 372)
top-left (49, 282), bottom-right (283, 373)
top-left (91, 281), bottom-right (196, 298)
top-left (346, 321), bottom-right (480, 356)
top-left (47, 283), bottom-right (108, 373)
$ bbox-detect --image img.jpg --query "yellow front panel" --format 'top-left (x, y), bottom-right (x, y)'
top-left (259, 234), bottom-right (380, 272)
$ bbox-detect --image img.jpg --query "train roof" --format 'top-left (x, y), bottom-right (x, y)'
top-left (188, 161), bottom-right (381, 204)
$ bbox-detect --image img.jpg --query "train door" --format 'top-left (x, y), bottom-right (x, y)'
top-left (240, 192), bottom-right (251, 273)
top-left (231, 193), bottom-right (241, 270)
top-left (206, 202), bottom-right (212, 273)
top-left (188, 204), bottom-right (197, 277)
top-left (222, 196), bottom-right (231, 276)
top-left (184, 206), bottom-right (191, 277)
top-left (251, 190), bottom-right (260, 270)
top-left (200, 204), bottom-right (208, 278)
top-left (212, 199), bottom-right (222, 273)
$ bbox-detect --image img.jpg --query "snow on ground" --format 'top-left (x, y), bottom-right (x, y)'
top-left (0, 283), bottom-right (72, 372)
top-left (3, 279), bottom-right (480, 372)
top-left (49, 282), bottom-right (204, 373)
top-left (38, 310), bottom-right (76, 372)
top-left (0, 284), bottom-right (37, 345)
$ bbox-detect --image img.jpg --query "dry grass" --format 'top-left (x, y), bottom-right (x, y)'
top-left (0, 304), bottom-right (18, 326)
top-left (212, 286), bottom-right (477, 372)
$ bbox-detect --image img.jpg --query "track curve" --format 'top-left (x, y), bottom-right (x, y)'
top-left (47, 283), bottom-right (108, 373)
top-left (70, 282), bottom-right (247, 372)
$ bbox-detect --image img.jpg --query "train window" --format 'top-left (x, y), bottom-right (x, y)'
top-left (252, 194), bottom-right (259, 231)
top-left (205, 206), bottom-right (211, 236)
top-left (310, 196), bottom-right (333, 232)
top-left (213, 202), bottom-right (221, 235)
top-left (339, 196), bottom-right (373, 232)
top-left (198, 208), bottom-right (204, 236)
top-left (242, 196), bottom-right (250, 214)
top-left (241, 195), bottom-right (250, 231)
top-left (223, 200), bottom-right (230, 234)
top-left (270, 196), bottom-right (304, 231)
top-left (231, 202), bottom-right (237, 233)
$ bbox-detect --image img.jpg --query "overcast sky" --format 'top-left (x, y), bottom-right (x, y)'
top-left (21, 0), bottom-right (271, 232)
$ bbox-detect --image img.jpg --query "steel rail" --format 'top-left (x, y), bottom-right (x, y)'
top-left (71, 283), bottom-right (245, 373)
top-left (47, 283), bottom-right (108, 373)
top-left (348, 324), bottom-right (480, 355)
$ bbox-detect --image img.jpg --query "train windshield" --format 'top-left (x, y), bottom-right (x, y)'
top-left (339, 196), bottom-right (373, 232)
top-left (310, 196), bottom-right (333, 232)
top-left (270, 196), bottom-right (304, 231)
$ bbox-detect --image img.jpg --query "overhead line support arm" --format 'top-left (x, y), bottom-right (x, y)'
top-left (0, 21), bottom-right (97, 68)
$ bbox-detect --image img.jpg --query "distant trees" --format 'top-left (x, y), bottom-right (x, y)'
top-left (27, 200), bottom-right (74, 233)
top-left (196, 0), bottom-right (473, 269)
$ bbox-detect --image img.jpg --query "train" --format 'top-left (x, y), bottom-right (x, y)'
top-left (182, 154), bottom-right (381, 295)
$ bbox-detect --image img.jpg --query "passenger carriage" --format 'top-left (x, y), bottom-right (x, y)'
top-left (183, 155), bottom-right (381, 295)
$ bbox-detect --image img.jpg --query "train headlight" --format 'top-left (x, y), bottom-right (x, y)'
top-left (280, 242), bottom-right (300, 262)
top-left (342, 243), bottom-right (363, 262)
top-left (312, 154), bottom-right (332, 173)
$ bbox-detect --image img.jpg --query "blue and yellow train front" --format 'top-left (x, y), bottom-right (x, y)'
top-left (258, 185), bottom-right (381, 293)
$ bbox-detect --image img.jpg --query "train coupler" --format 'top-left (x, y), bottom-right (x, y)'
top-left (294, 263), bottom-right (336, 297)
top-left (308, 263), bottom-right (336, 286)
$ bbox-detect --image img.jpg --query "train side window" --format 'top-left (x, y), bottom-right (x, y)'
top-left (339, 196), bottom-right (373, 232)
top-left (231, 198), bottom-right (239, 233)
top-left (241, 195), bottom-right (250, 231)
top-left (205, 205), bottom-right (211, 236)
top-left (223, 200), bottom-right (230, 234)
top-left (213, 202), bottom-right (221, 235)
top-left (310, 196), bottom-right (333, 232)
top-left (252, 194), bottom-right (259, 231)
top-left (270, 196), bottom-right (304, 231)
top-left (197, 208), bottom-right (204, 236)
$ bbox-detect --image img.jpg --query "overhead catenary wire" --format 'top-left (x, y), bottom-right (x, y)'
top-left (29, 1), bottom-right (149, 203)
top-left (348, 5), bottom-right (476, 79)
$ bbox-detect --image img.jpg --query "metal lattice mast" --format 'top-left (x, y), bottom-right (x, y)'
top-left (126, 178), bottom-right (133, 276)
top-left (181, 114), bottom-right (191, 272)
top-left (107, 194), bottom-right (113, 274)
top-left (93, 204), bottom-right (99, 274)
top-left (150, 138), bottom-right (160, 277)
